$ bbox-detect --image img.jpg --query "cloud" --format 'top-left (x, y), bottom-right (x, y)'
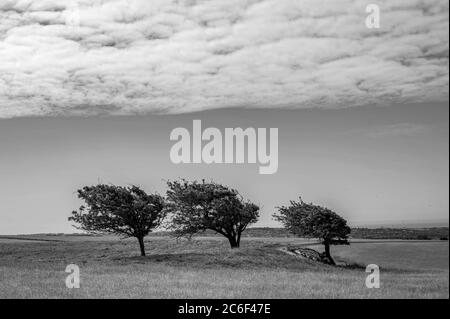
top-left (0, 0), bottom-right (448, 118)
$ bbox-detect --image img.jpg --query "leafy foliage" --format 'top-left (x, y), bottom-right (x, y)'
top-left (274, 198), bottom-right (351, 264)
top-left (165, 179), bottom-right (259, 248)
top-left (69, 184), bottom-right (165, 256)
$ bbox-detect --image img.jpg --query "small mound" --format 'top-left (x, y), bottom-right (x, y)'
top-left (114, 243), bottom-right (327, 271)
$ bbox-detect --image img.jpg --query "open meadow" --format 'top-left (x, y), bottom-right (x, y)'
top-left (0, 234), bottom-right (448, 299)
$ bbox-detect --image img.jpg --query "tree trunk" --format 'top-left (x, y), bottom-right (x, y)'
top-left (137, 236), bottom-right (146, 256)
top-left (228, 236), bottom-right (239, 248)
top-left (236, 231), bottom-right (241, 248)
top-left (324, 242), bottom-right (335, 265)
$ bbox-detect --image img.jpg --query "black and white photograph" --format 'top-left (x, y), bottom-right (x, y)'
top-left (0, 0), bottom-right (448, 306)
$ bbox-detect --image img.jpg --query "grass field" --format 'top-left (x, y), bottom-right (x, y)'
top-left (0, 235), bottom-right (448, 299)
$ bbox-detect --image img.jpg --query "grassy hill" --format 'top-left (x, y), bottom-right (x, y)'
top-left (0, 236), bottom-right (448, 298)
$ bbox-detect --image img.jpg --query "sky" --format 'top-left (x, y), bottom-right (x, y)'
top-left (0, 103), bottom-right (448, 234)
top-left (0, 0), bottom-right (448, 234)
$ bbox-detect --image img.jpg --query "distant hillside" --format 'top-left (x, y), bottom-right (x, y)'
top-left (6, 227), bottom-right (448, 241)
top-left (351, 227), bottom-right (449, 240)
top-left (148, 227), bottom-right (449, 240)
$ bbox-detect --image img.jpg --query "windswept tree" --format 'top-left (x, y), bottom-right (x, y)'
top-left (69, 184), bottom-right (165, 256)
top-left (274, 199), bottom-right (351, 265)
top-left (165, 180), bottom-right (259, 248)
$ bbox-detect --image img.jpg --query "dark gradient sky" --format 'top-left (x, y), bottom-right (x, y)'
top-left (0, 102), bottom-right (448, 234)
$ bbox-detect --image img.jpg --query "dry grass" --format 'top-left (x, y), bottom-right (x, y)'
top-left (0, 236), bottom-right (448, 299)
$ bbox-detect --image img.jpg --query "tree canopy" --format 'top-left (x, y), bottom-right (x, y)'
top-left (69, 184), bottom-right (165, 256)
top-left (165, 179), bottom-right (259, 248)
top-left (274, 198), bottom-right (351, 264)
